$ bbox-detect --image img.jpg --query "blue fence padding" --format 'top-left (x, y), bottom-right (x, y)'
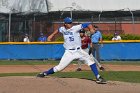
top-left (0, 44), bottom-right (64, 59)
top-left (100, 43), bottom-right (140, 60)
top-left (0, 43), bottom-right (140, 60)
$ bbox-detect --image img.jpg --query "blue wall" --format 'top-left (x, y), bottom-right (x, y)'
top-left (100, 43), bottom-right (140, 60)
top-left (0, 43), bottom-right (140, 60)
top-left (0, 44), bottom-right (64, 59)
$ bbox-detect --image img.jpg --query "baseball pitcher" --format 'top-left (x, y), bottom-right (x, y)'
top-left (37, 17), bottom-right (107, 84)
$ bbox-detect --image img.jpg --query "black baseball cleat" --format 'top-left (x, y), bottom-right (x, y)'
top-left (36, 73), bottom-right (45, 78)
top-left (76, 68), bottom-right (82, 71)
top-left (96, 76), bottom-right (107, 84)
top-left (99, 66), bottom-right (105, 71)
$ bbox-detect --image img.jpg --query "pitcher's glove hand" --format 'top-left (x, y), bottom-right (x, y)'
top-left (99, 66), bottom-right (105, 71)
top-left (88, 47), bottom-right (93, 55)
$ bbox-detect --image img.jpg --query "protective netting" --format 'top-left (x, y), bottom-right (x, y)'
top-left (0, 0), bottom-right (47, 13)
top-left (0, 0), bottom-right (139, 42)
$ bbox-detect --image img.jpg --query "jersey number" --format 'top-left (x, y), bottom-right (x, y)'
top-left (69, 36), bottom-right (74, 41)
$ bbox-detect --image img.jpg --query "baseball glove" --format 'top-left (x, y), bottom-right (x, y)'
top-left (88, 47), bottom-right (93, 55)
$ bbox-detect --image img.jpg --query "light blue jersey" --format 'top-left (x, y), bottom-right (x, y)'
top-left (91, 30), bottom-right (102, 43)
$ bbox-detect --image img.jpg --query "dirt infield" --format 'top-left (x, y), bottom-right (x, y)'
top-left (0, 76), bottom-right (140, 93)
top-left (0, 64), bottom-right (140, 73)
top-left (0, 64), bottom-right (140, 93)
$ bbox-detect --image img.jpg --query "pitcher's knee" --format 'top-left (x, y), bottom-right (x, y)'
top-left (87, 60), bottom-right (95, 66)
top-left (53, 65), bottom-right (65, 72)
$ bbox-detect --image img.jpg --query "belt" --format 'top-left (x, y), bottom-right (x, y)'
top-left (69, 47), bottom-right (80, 50)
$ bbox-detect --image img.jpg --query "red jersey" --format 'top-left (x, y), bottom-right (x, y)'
top-left (81, 35), bottom-right (91, 49)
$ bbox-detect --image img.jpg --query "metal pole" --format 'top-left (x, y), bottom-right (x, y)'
top-left (33, 14), bottom-right (36, 41)
top-left (25, 20), bottom-right (26, 33)
top-left (91, 16), bottom-right (94, 23)
top-left (45, 0), bottom-right (49, 12)
top-left (8, 12), bottom-right (11, 42)
top-left (70, 7), bottom-right (72, 19)
top-left (98, 10), bottom-right (102, 23)
top-left (114, 17), bottom-right (117, 33)
top-left (61, 7), bottom-right (73, 19)
top-left (127, 8), bottom-right (135, 32)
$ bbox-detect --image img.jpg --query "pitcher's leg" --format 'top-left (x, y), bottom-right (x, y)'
top-left (53, 53), bottom-right (74, 72)
top-left (80, 50), bottom-right (99, 78)
top-left (81, 50), bottom-right (106, 84)
top-left (37, 51), bottom-right (74, 77)
top-left (83, 57), bottom-right (100, 79)
top-left (90, 54), bottom-right (101, 68)
top-left (90, 63), bottom-right (100, 78)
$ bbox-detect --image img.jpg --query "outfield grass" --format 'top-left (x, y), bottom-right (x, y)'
top-left (0, 60), bottom-right (140, 65)
top-left (101, 61), bottom-right (140, 65)
top-left (0, 71), bottom-right (140, 83)
top-left (0, 60), bottom-right (58, 65)
top-left (0, 60), bottom-right (140, 83)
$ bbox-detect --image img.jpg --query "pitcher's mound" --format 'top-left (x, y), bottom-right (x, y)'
top-left (0, 76), bottom-right (140, 93)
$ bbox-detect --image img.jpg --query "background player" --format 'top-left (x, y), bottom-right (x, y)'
top-left (37, 33), bottom-right (47, 42)
top-left (76, 29), bottom-right (105, 71)
top-left (37, 17), bottom-right (107, 84)
top-left (112, 32), bottom-right (122, 41)
top-left (90, 25), bottom-right (103, 63)
top-left (23, 33), bottom-right (30, 42)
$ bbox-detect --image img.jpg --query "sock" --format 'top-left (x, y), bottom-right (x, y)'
top-left (43, 67), bottom-right (55, 75)
top-left (90, 63), bottom-right (100, 79)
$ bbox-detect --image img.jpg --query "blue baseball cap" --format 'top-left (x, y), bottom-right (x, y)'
top-left (64, 17), bottom-right (72, 23)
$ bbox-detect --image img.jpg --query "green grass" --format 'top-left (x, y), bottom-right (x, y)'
top-left (0, 71), bottom-right (140, 83)
top-left (0, 60), bottom-right (59, 65)
top-left (101, 61), bottom-right (140, 65)
top-left (0, 60), bottom-right (140, 83)
top-left (53, 71), bottom-right (140, 83)
top-left (0, 60), bottom-right (140, 65)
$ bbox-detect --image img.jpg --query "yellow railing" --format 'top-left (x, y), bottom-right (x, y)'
top-left (102, 40), bottom-right (140, 43)
top-left (0, 42), bottom-right (64, 44)
top-left (0, 40), bottom-right (140, 44)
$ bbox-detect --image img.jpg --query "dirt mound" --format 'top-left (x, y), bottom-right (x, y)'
top-left (0, 76), bottom-right (140, 93)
